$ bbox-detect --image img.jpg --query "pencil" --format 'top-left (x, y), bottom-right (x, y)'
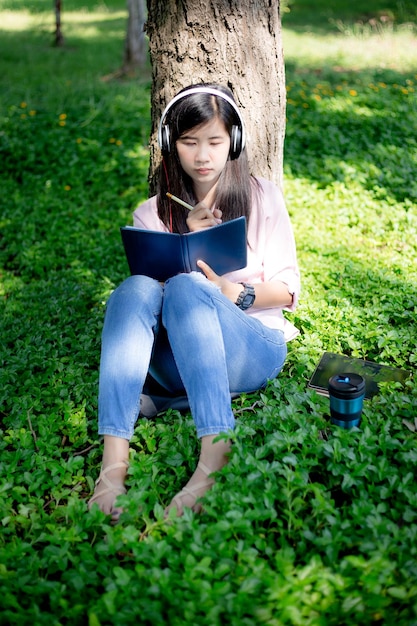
top-left (166, 192), bottom-right (194, 211)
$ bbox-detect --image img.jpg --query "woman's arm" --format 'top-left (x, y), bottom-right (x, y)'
top-left (197, 260), bottom-right (293, 309)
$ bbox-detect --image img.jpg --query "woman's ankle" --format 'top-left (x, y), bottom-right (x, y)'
top-left (102, 434), bottom-right (129, 467)
top-left (199, 434), bottom-right (231, 472)
top-left (88, 436), bottom-right (130, 517)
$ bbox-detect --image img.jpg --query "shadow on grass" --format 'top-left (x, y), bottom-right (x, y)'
top-left (282, 0), bottom-right (417, 35)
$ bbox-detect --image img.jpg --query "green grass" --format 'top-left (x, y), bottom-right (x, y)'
top-left (1, 2), bottom-right (417, 625)
top-left (283, 0), bottom-right (417, 30)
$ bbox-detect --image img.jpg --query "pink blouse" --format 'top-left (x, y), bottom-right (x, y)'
top-left (133, 177), bottom-right (300, 341)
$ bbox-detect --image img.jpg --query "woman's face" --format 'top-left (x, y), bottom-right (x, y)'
top-left (176, 117), bottom-right (231, 197)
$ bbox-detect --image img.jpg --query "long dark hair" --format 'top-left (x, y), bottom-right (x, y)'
top-left (156, 83), bottom-right (255, 233)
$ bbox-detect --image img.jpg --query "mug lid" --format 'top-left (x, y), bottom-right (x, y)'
top-left (328, 372), bottom-right (365, 393)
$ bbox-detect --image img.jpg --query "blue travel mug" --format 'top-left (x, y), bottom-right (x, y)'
top-left (328, 373), bottom-right (365, 429)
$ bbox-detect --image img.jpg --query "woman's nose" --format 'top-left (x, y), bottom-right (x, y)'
top-left (195, 144), bottom-right (209, 163)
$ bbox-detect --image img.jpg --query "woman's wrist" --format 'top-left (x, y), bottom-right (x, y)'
top-left (235, 283), bottom-right (256, 310)
top-left (222, 281), bottom-right (243, 303)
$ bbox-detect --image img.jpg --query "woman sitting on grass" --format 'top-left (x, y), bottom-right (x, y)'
top-left (88, 83), bottom-right (300, 522)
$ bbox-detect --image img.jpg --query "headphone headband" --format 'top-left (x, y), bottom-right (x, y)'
top-left (157, 86), bottom-right (246, 153)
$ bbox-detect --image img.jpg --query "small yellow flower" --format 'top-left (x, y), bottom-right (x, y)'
top-left (59, 113), bottom-right (67, 120)
top-left (116, 140), bottom-right (123, 146)
top-left (109, 138), bottom-right (116, 143)
top-left (29, 110), bottom-right (36, 116)
top-left (20, 102), bottom-right (27, 108)
top-left (64, 185), bottom-right (71, 191)
top-left (59, 121), bottom-right (66, 126)
top-left (349, 89), bottom-right (358, 97)
top-left (76, 138), bottom-right (82, 144)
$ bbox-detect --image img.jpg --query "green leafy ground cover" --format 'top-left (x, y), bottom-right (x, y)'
top-left (1, 2), bottom-right (416, 625)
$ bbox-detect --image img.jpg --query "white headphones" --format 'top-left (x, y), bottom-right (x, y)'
top-left (157, 87), bottom-right (246, 159)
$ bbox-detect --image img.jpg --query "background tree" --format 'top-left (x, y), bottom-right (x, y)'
top-left (146, 0), bottom-right (286, 193)
top-left (54, 0), bottom-right (64, 46)
top-left (124, 0), bottom-right (147, 73)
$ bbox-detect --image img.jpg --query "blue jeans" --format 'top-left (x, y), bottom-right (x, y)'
top-left (98, 272), bottom-right (287, 440)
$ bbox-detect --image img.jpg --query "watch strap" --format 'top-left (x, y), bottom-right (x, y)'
top-left (235, 282), bottom-right (255, 310)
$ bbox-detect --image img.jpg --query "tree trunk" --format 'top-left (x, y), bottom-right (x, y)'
top-left (54, 0), bottom-right (64, 47)
top-left (146, 0), bottom-right (286, 194)
top-left (124, 0), bottom-right (147, 71)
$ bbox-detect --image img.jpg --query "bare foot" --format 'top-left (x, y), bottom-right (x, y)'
top-left (165, 435), bottom-right (231, 517)
top-left (88, 461), bottom-right (129, 520)
top-left (88, 435), bottom-right (129, 521)
top-left (165, 461), bottom-right (215, 517)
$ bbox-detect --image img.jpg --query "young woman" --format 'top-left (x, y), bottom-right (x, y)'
top-left (88, 84), bottom-right (300, 521)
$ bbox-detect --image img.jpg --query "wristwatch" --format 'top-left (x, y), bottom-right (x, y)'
top-left (235, 283), bottom-right (256, 310)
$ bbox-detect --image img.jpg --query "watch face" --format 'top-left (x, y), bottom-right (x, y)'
top-left (236, 283), bottom-right (255, 310)
top-left (242, 293), bottom-right (255, 309)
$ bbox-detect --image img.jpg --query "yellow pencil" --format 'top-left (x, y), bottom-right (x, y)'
top-left (166, 192), bottom-right (194, 211)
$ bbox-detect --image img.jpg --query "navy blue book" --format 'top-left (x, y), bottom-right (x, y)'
top-left (121, 216), bottom-right (247, 282)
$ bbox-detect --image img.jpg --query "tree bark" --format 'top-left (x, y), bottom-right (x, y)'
top-left (146, 0), bottom-right (286, 193)
top-left (124, 0), bottom-right (147, 71)
top-left (54, 0), bottom-right (64, 47)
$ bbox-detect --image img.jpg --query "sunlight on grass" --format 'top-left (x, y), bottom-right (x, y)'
top-left (0, 271), bottom-right (24, 299)
top-left (0, 10), bottom-right (39, 30)
top-left (0, 8), bottom-right (126, 36)
top-left (283, 28), bottom-right (417, 71)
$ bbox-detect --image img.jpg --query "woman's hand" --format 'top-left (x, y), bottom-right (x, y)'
top-left (186, 202), bottom-right (222, 232)
top-left (197, 260), bottom-right (242, 303)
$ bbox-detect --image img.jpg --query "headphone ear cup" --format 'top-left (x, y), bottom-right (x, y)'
top-left (230, 125), bottom-right (242, 159)
top-left (160, 124), bottom-right (171, 154)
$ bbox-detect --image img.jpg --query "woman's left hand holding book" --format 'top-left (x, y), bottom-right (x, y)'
top-left (196, 259), bottom-right (242, 302)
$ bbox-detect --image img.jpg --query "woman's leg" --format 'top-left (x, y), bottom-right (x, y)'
top-left (163, 272), bottom-right (287, 437)
top-left (89, 275), bottom-right (164, 517)
top-left (98, 275), bottom-right (164, 439)
top-left (162, 272), bottom-right (287, 514)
